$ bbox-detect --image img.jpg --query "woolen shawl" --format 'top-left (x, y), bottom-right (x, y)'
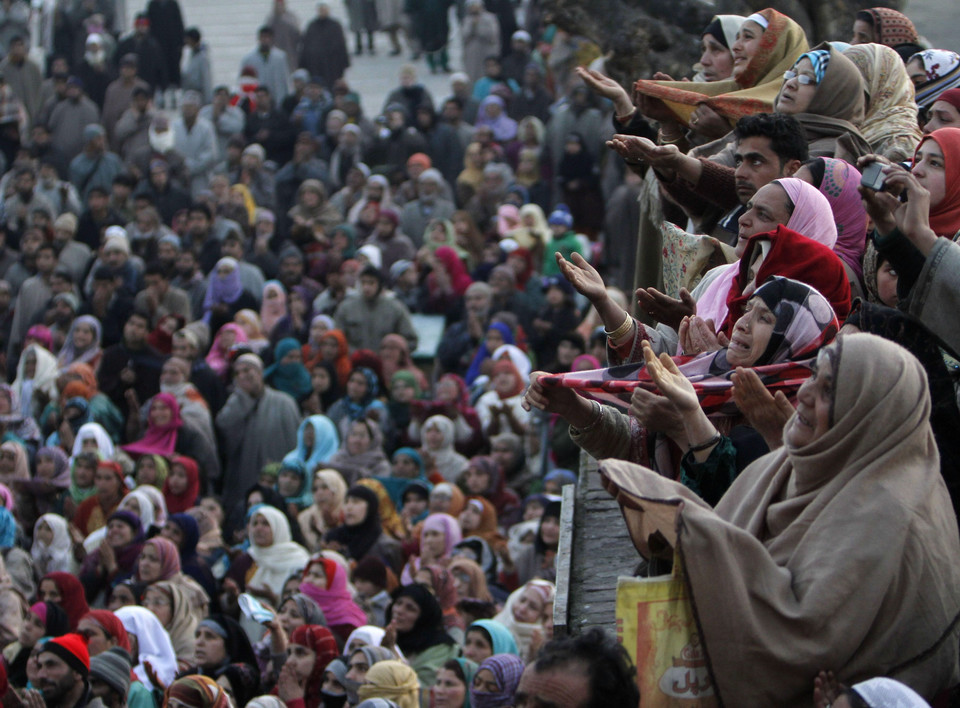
top-left (633, 9), bottom-right (808, 125)
top-left (599, 333), bottom-right (960, 706)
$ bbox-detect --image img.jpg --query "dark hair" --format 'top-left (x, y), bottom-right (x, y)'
top-left (800, 157), bottom-right (826, 189)
top-left (223, 229), bottom-right (244, 245)
top-left (188, 202), bottom-right (212, 220)
top-left (132, 86), bottom-right (150, 98)
top-left (185, 27), bottom-right (201, 42)
top-left (112, 174), bottom-right (136, 189)
top-left (36, 242), bottom-right (57, 257)
top-left (444, 96), bottom-right (463, 110)
top-left (558, 331), bottom-right (585, 351)
top-left (733, 113), bottom-right (809, 166)
top-left (441, 659), bottom-right (467, 683)
top-left (529, 628), bottom-right (639, 708)
top-left (455, 598), bottom-right (497, 620)
top-left (359, 264), bottom-right (384, 283)
top-left (125, 310), bottom-right (150, 327)
top-left (87, 186), bottom-right (109, 198)
top-left (258, 25), bottom-right (273, 36)
top-left (144, 262), bottom-right (167, 278)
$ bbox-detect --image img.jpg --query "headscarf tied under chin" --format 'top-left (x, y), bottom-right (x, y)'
top-left (915, 128), bottom-right (960, 238)
top-left (122, 392), bottom-right (183, 458)
top-left (264, 338), bottom-right (313, 401)
top-left (541, 276), bottom-right (838, 416)
top-left (470, 654), bottom-right (525, 708)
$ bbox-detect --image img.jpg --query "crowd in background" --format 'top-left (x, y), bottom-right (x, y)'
top-left (0, 0), bottom-right (947, 706)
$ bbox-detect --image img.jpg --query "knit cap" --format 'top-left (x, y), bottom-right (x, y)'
top-left (90, 647), bottom-right (132, 696)
top-left (42, 634), bottom-right (90, 677)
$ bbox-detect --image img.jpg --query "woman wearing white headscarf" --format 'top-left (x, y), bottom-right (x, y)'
top-left (70, 422), bottom-right (115, 464)
top-left (242, 505), bottom-right (310, 603)
top-left (31, 513), bottom-right (74, 575)
top-left (420, 415), bottom-right (469, 484)
top-left (13, 344), bottom-right (58, 420)
top-left (115, 605), bottom-right (180, 689)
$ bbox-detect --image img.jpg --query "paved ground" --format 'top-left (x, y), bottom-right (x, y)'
top-left (121, 0), bottom-right (467, 119)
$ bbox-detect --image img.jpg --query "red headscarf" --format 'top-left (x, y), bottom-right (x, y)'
top-left (287, 625), bottom-right (340, 708)
top-left (917, 128), bottom-right (960, 238)
top-left (122, 393), bottom-right (183, 458)
top-left (82, 610), bottom-right (132, 652)
top-left (720, 225), bottom-right (851, 333)
top-left (491, 360), bottom-right (525, 399)
top-left (41, 573), bottom-right (90, 630)
top-left (163, 456), bottom-right (200, 514)
top-left (430, 246), bottom-right (473, 297)
top-left (322, 330), bottom-right (352, 387)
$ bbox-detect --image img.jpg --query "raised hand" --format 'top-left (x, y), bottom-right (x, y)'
top-left (678, 315), bottom-right (728, 356)
top-left (636, 287), bottom-right (696, 331)
top-left (555, 251), bottom-right (607, 303)
top-left (642, 341), bottom-right (700, 414)
top-left (629, 386), bottom-right (684, 438)
top-left (731, 367), bottom-right (795, 450)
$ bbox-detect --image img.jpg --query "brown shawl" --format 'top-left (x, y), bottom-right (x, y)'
top-left (633, 9), bottom-right (809, 126)
top-left (600, 333), bottom-right (960, 706)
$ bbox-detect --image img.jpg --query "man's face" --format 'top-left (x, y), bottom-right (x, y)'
top-left (144, 273), bottom-right (166, 293)
top-left (360, 275), bottom-right (380, 300)
top-left (35, 652), bottom-right (78, 704)
top-left (419, 179), bottom-right (438, 197)
top-left (188, 211), bottom-right (211, 237)
top-left (182, 102), bottom-right (199, 121)
top-left (172, 337), bottom-right (196, 359)
top-left (8, 40), bottom-right (24, 61)
top-left (514, 664), bottom-right (592, 708)
top-left (35, 249), bottom-right (56, 273)
top-left (120, 64), bottom-right (137, 80)
top-left (157, 241), bottom-right (178, 263)
top-left (279, 256), bottom-right (302, 283)
top-left (92, 278), bottom-right (116, 300)
top-left (65, 83), bottom-right (79, 101)
top-left (465, 290), bottom-right (491, 317)
top-left (104, 247), bottom-right (127, 270)
top-left (149, 166), bottom-right (168, 190)
top-left (89, 192), bottom-right (108, 212)
top-left (176, 252), bottom-right (197, 277)
top-left (15, 171), bottom-right (34, 194)
top-left (256, 90), bottom-right (272, 111)
top-left (258, 31), bottom-right (273, 51)
top-left (442, 101), bottom-right (461, 123)
top-left (21, 232), bottom-right (42, 256)
top-left (733, 136), bottom-right (785, 205)
top-left (124, 315), bottom-right (148, 345)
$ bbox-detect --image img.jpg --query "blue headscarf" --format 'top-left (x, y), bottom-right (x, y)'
top-left (264, 338), bottom-right (313, 401)
top-left (544, 468), bottom-right (577, 489)
top-left (469, 619), bottom-right (520, 656)
top-left (277, 458), bottom-right (312, 507)
top-left (284, 415), bottom-right (339, 482)
top-left (795, 49), bottom-right (831, 83)
top-left (342, 367), bottom-right (384, 421)
top-left (0, 507), bottom-right (16, 547)
top-left (465, 322), bottom-right (515, 385)
top-left (375, 447), bottom-right (433, 508)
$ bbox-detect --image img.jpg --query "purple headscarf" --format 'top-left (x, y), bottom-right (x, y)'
top-left (203, 257), bottom-right (244, 322)
top-left (421, 513), bottom-right (462, 557)
top-left (813, 158), bottom-right (868, 279)
top-left (475, 96), bottom-right (518, 142)
top-left (470, 654), bottom-right (525, 708)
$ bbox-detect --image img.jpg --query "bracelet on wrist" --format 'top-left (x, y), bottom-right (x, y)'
top-left (688, 432), bottom-right (722, 453)
top-left (572, 400), bottom-right (604, 434)
top-left (604, 314), bottom-right (632, 341)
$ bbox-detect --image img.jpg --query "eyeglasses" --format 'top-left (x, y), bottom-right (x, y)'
top-left (783, 70), bottom-right (817, 85)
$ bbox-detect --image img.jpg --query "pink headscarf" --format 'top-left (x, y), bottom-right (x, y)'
top-left (122, 393), bottom-right (183, 457)
top-left (260, 281), bottom-right (288, 336)
top-left (816, 159), bottom-right (868, 278)
top-left (205, 323), bottom-right (249, 377)
top-left (136, 536), bottom-right (181, 582)
top-left (775, 178), bottom-right (838, 248)
top-left (421, 513), bottom-right (462, 557)
top-left (299, 557), bottom-right (368, 628)
top-left (694, 178), bottom-right (838, 331)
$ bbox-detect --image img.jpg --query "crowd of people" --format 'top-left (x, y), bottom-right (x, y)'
top-left (0, 0), bottom-right (946, 705)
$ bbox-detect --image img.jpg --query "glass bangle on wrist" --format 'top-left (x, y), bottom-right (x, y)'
top-left (688, 432), bottom-right (722, 453)
top-left (604, 314), bottom-right (632, 341)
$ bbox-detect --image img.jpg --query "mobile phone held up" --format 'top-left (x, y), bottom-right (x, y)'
top-left (860, 162), bottom-right (886, 191)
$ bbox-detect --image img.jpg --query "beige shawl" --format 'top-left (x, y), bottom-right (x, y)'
top-left (600, 333), bottom-right (960, 706)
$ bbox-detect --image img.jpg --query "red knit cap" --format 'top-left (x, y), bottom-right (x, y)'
top-left (42, 633), bottom-right (90, 676)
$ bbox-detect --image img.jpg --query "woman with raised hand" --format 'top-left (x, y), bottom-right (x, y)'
top-left (601, 333), bottom-right (960, 704)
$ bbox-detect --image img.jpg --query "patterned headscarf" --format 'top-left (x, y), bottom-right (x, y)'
top-left (165, 675), bottom-right (231, 708)
top-left (857, 7), bottom-right (919, 47)
top-left (469, 654), bottom-right (525, 708)
top-left (911, 49), bottom-right (960, 109)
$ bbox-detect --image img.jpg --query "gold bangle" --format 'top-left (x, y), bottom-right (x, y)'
top-left (658, 129), bottom-right (684, 145)
top-left (604, 314), bottom-right (633, 341)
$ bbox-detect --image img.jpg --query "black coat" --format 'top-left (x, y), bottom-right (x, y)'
top-left (299, 17), bottom-right (350, 91)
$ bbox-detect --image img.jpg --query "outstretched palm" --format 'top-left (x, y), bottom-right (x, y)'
top-left (555, 251), bottom-right (606, 303)
top-left (642, 341), bottom-right (699, 413)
